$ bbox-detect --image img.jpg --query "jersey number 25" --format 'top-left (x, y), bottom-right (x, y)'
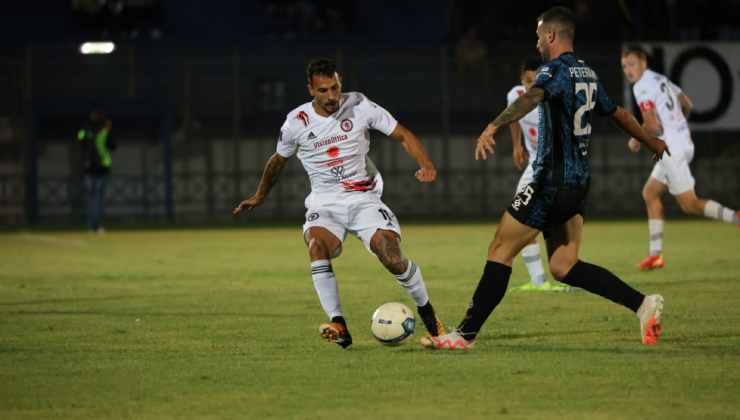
top-left (574, 82), bottom-right (597, 136)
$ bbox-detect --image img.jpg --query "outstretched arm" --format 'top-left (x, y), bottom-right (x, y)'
top-left (233, 153), bottom-right (289, 215)
top-left (476, 87), bottom-right (545, 161)
top-left (389, 123), bottom-right (437, 182)
top-left (492, 87), bottom-right (545, 128)
top-left (612, 107), bottom-right (669, 160)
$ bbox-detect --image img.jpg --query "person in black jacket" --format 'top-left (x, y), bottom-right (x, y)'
top-left (77, 111), bottom-right (114, 233)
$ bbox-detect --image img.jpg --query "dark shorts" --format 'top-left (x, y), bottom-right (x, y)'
top-left (507, 182), bottom-right (588, 237)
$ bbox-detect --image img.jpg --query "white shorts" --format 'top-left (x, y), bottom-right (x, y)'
top-left (649, 147), bottom-right (695, 195)
top-left (302, 191), bottom-right (402, 254)
top-left (515, 162), bottom-right (536, 195)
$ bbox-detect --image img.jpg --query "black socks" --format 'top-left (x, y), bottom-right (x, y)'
top-left (457, 261), bottom-right (512, 340)
top-left (331, 315), bottom-right (347, 326)
top-left (560, 260), bottom-right (644, 312)
top-left (417, 301), bottom-right (440, 336)
top-left (454, 259), bottom-right (644, 343)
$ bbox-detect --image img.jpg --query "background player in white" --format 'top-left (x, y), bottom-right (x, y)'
top-left (233, 58), bottom-right (446, 349)
top-left (508, 57), bottom-right (568, 292)
top-left (621, 46), bottom-right (740, 271)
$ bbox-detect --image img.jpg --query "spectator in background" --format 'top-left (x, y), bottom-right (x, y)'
top-left (77, 111), bottom-right (114, 233)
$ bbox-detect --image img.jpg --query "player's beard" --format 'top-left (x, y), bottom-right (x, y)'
top-left (539, 46), bottom-right (550, 62)
top-left (323, 100), bottom-right (339, 114)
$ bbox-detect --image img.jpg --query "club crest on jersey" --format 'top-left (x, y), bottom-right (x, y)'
top-left (296, 111), bottom-right (310, 127)
top-left (340, 118), bottom-right (353, 132)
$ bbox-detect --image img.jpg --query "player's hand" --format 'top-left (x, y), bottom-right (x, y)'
top-left (645, 137), bottom-right (670, 161)
top-left (233, 194), bottom-right (265, 215)
top-left (475, 123), bottom-right (497, 161)
top-left (512, 145), bottom-right (529, 170)
top-left (415, 166), bottom-right (437, 183)
top-left (627, 138), bottom-right (641, 153)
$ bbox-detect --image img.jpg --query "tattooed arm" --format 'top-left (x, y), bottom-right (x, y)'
top-left (492, 87), bottom-right (545, 128)
top-left (233, 153), bottom-right (289, 215)
top-left (475, 87), bottom-right (545, 161)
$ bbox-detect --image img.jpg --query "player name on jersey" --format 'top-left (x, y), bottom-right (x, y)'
top-left (569, 67), bottom-right (598, 79)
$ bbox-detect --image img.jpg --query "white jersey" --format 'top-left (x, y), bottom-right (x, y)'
top-left (276, 92), bottom-right (398, 195)
top-left (506, 85), bottom-right (539, 162)
top-left (633, 69), bottom-right (693, 153)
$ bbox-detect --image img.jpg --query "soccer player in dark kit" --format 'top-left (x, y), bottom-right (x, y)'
top-left (422, 6), bottom-right (670, 350)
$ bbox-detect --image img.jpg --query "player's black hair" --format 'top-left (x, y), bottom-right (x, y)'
top-left (537, 6), bottom-right (576, 41)
top-left (622, 45), bottom-right (650, 62)
top-left (306, 58), bottom-right (337, 84)
top-left (520, 57), bottom-right (542, 74)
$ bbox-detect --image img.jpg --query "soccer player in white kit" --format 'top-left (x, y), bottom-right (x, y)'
top-left (233, 58), bottom-right (446, 349)
top-left (507, 57), bottom-right (568, 292)
top-left (621, 46), bottom-right (740, 271)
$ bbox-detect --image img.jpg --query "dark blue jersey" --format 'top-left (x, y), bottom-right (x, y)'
top-left (532, 52), bottom-right (617, 187)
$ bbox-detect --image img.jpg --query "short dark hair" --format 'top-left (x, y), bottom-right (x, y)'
top-left (520, 57), bottom-right (542, 74)
top-left (306, 58), bottom-right (337, 83)
top-left (622, 45), bottom-right (649, 62)
top-left (538, 6), bottom-right (576, 41)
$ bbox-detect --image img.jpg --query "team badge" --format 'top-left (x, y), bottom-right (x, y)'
top-left (340, 118), bottom-right (353, 132)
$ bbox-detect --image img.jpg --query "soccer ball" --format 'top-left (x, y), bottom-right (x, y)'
top-left (371, 302), bottom-right (416, 345)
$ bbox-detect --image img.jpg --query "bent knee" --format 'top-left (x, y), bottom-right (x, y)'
top-left (642, 187), bottom-right (659, 203)
top-left (308, 237), bottom-right (339, 259)
top-left (678, 199), bottom-right (702, 215)
top-left (641, 188), bottom-right (650, 202)
top-left (487, 239), bottom-right (517, 266)
top-left (549, 259), bottom-right (577, 281)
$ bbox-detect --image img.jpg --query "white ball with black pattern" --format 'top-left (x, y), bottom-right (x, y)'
top-left (371, 302), bottom-right (415, 346)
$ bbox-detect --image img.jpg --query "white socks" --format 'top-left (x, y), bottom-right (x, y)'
top-left (311, 259), bottom-right (432, 319)
top-left (311, 260), bottom-right (343, 320)
top-left (648, 219), bottom-right (664, 256)
top-left (521, 244), bottom-right (546, 286)
top-left (704, 200), bottom-right (739, 224)
top-left (394, 260), bottom-right (430, 307)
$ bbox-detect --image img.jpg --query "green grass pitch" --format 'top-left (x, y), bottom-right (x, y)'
top-left (1, 220), bottom-right (739, 419)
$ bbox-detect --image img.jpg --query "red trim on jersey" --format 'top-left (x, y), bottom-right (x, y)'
top-left (342, 178), bottom-right (376, 192)
top-left (639, 100), bottom-right (656, 113)
top-left (296, 111), bottom-right (310, 127)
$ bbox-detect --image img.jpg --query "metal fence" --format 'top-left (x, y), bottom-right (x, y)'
top-left (1, 43), bottom-right (738, 225)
